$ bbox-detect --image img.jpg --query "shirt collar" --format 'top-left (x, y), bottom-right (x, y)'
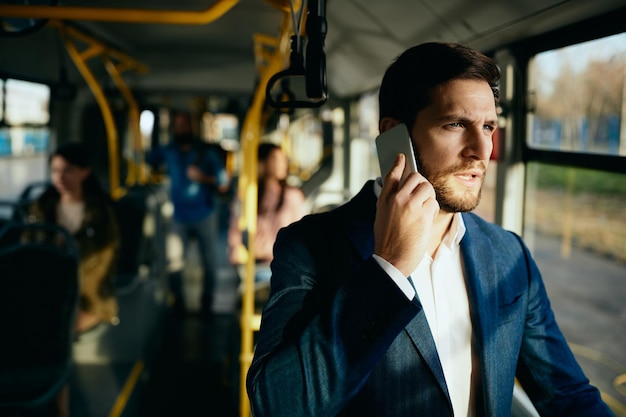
top-left (447, 212), bottom-right (466, 248)
top-left (374, 176), bottom-right (383, 197)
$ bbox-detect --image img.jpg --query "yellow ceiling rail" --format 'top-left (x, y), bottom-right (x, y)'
top-left (0, 0), bottom-right (239, 25)
top-left (48, 20), bottom-right (149, 74)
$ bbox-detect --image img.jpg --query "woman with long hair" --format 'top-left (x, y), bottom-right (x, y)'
top-left (228, 142), bottom-right (307, 283)
top-left (28, 142), bottom-right (120, 334)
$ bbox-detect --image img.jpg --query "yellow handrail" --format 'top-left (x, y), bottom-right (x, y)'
top-left (53, 21), bottom-right (126, 200)
top-left (103, 57), bottom-right (147, 187)
top-left (237, 9), bottom-right (295, 417)
top-left (0, 0), bottom-right (239, 25)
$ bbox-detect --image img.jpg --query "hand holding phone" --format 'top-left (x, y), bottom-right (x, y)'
top-left (375, 123), bottom-right (419, 184)
top-left (373, 123), bottom-right (438, 277)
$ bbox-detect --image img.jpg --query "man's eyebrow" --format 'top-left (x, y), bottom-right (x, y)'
top-left (437, 115), bottom-right (499, 126)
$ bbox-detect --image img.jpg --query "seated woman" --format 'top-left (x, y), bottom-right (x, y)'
top-left (28, 142), bottom-right (120, 334)
top-left (228, 142), bottom-right (307, 286)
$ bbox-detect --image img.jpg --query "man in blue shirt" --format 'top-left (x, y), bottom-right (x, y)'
top-left (148, 110), bottom-right (229, 320)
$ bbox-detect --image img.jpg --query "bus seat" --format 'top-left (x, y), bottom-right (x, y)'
top-left (18, 181), bottom-right (50, 206)
top-left (0, 201), bottom-right (26, 234)
top-left (113, 186), bottom-right (149, 289)
top-left (0, 223), bottom-right (79, 411)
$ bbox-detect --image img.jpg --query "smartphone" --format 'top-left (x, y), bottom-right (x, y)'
top-left (375, 123), bottom-right (419, 184)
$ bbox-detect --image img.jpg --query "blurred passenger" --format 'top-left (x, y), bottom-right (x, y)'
top-left (228, 142), bottom-right (307, 286)
top-left (147, 110), bottom-right (229, 320)
top-left (28, 142), bottom-right (120, 333)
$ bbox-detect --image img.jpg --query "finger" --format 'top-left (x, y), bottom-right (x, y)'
top-left (381, 153), bottom-right (405, 195)
top-left (396, 175), bottom-right (437, 213)
top-left (401, 168), bottom-right (429, 187)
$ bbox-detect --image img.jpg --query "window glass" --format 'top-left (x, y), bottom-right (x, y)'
top-left (524, 161), bottom-right (626, 411)
top-left (5, 79), bottom-right (50, 126)
top-left (3, 79), bottom-right (50, 157)
top-left (283, 110), bottom-right (324, 182)
top-left (0, 128), bottom-right (10, 156)
top-left (140, 110), bottom-right (155, 150)
top-left (527, 33), bottom-right (626, 155)
top-left (202, 112), bottom-right (239, 149)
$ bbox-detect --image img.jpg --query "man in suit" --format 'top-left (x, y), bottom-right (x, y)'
top-left (246, 43), bottom-right (614, 416)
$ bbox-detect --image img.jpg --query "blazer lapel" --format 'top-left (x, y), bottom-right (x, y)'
top-left (404, 305), bottom-right (451, 402)
top-left (343, 181), bottom-right (451, 403)
top-left (460, 213), bottom-right (498, 416)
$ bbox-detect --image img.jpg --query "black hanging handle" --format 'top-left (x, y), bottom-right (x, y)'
top-left (266, 0), bottom-right (327, 109)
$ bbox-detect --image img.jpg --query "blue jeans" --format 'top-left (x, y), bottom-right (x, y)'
top-left (166, 212), bottom-right (218, 311)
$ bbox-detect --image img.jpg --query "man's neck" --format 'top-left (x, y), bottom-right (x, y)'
top-left (428, 212), bottom-right (455, 258)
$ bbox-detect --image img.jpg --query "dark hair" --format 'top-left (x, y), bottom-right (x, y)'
top-left (51, 142), bottom-right (90, 168)
top-left (257, 142), bottom-right (286, 214)
top-left (50, 142), bottom-right (104, 197)
top-left (258, 142), bottom-right (281, 162)
top-left (378, 42), bottom-right (500, 129)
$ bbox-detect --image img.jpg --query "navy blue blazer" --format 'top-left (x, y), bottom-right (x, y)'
top-left (247, 181), bottom-right (613, 417)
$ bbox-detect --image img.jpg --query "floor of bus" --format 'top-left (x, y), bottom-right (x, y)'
top-left (135, 311), bottom-right (241, 417)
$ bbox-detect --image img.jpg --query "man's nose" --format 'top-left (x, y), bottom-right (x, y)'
top-left (463, 128), bottom-right (493, 160)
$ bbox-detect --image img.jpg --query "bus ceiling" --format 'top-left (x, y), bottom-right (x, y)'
top-left (0, 0), bottom-right (624, 99)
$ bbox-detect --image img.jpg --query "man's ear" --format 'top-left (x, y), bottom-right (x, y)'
top-left (379, 117), bottom-right (400, 134)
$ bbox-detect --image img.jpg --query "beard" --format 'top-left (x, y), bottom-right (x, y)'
top-left (419, 158), bottom-right (486, 213)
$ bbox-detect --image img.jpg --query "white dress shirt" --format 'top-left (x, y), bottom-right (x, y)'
top-left (372, 179), bottom-right (475, 417)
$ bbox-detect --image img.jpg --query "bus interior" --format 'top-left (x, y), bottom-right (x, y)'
top-left (1, 0), bottom-right (625, 416)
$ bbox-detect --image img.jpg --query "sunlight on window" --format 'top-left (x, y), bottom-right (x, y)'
top-left (140, 110), bottom-right (155, 149)
top-left (5, 79), bottom-right (50, 126)
top-left (528, 33), bottom-right (626, 155)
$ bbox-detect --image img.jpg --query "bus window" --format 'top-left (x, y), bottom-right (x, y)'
top-left (524, 32), bottom-right (626, 414)
top-left (5, 79), bottom-right (50, 126)
top-left (527, 33), bottom-right (626, 156)
top-left (202, 112), bottom-right (239, 151)
top-left (274, 109), bottom-right (324, 184)
top-left (140, 109), bottom-right (155, 150)
top-left (523, 162), bottom-right (626, 409)
top-left (3, 79), bottom-right (50, 157)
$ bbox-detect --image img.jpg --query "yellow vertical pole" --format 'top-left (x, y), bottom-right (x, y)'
top-left (103, 57), bottom-right (147, 186)
top-left (59, 24), bottom-right (124, 200)
top-left (238, 11), bottom-right (294, 417)
top-left (51, 20), bottom-right (147, 198)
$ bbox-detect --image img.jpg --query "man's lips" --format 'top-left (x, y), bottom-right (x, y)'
top-left (454, 170), bottom-right (483, 184)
